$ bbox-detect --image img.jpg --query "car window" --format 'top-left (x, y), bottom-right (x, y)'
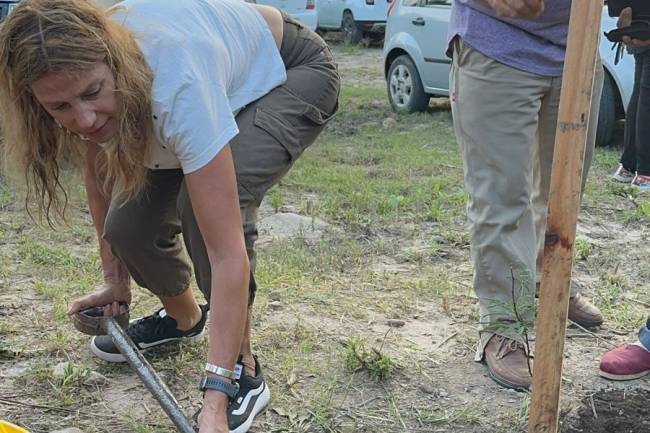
top-left (402, 0), bottom-right (419, 7)
top-left (422, 0), bottom-right (451, 6)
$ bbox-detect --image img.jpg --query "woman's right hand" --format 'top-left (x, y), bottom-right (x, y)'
top-left (67, 281), bottom-right (132, 316)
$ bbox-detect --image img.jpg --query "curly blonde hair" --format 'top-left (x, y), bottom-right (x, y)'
top-left (0, 0), bottom-right (153, 223)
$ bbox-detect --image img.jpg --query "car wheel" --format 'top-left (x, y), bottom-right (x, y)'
top-left (387, 55), bottom-right (429, 113)
top-left (596, 72), bottom-right (617, 147)
top-left (342, 11), bottom-right (362, 45)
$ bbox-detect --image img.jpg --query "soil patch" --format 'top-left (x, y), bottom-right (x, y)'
top-left (563, 389), bottom-right (650, 433)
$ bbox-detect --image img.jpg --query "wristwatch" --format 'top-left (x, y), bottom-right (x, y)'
top-left (199, 376), bottom-right (239, 400)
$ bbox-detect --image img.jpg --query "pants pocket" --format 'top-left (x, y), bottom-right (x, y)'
top-left (233, 82), bottom-right (337, 204)
top-left (253, 106), bottom-right (301, 160)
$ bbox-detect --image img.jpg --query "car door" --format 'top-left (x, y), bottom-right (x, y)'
top-left (318, 0), bottom-right (342, 28)
top-left (410, 0), bottom-right (451, 92)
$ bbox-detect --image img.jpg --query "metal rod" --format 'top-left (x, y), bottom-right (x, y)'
top-left (104, 318), bottom-right (196, 433)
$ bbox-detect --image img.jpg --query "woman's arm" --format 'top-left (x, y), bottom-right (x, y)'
top-left (183, 144), bottom-right (249, 432)
top-left (67, 143), bottom-right (131, 315)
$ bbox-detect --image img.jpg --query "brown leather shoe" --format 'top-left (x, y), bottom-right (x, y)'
top-left (568, 293), bottom-right (603, 328)
top-left (484, 334), bottom-right (533, 390)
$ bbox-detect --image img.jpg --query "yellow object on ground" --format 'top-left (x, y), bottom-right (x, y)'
top-left (0, 421), bottom-right (28, 433)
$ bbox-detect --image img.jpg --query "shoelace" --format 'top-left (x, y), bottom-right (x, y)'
top-left (128, 310), bottom-right (169, 341)
top-left (495, 336), bottom-right (526, 360)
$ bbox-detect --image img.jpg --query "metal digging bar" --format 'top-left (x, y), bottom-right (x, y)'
top-left (74, 306), bottom-right (196, 433)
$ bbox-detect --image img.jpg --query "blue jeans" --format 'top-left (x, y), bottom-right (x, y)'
top-left (621, 52), bottom-right (650, 175)
top-left (640, 316), bottom-right (650, 350)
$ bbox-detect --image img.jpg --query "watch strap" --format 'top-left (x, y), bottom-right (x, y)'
top-left (199, 376), bottom-right (239, 400)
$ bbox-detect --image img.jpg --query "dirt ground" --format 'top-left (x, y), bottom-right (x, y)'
top-left (1, 43), bottom-right (649, 433)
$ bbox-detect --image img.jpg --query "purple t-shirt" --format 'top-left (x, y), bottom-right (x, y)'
top-left (447, 0), bottom-right (571, 77)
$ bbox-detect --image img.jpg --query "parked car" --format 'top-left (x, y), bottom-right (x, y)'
top-left (1, 1), bottom-right (120, 21)
top-left (0, 0), bottom-right (19, 21)
top-left (317, 0), bottom-right (390, 44)
top-left (383, 1), bottom-right (634, 147)
top-left (248, 0), bottom-right (318, 30)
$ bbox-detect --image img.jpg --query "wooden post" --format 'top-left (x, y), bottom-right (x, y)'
top-left (528, 2), bottom-right (602, 433)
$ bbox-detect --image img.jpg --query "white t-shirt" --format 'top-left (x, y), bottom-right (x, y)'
top-left (110, 0), bottom-right (287, 173)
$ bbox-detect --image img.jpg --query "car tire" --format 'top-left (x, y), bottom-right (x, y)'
top-left (596, 72), bottom-right (617, 147)
top-left (387, 55), bottom-right (429, 113)
top-left (342, 11), bottom-right (362, 45)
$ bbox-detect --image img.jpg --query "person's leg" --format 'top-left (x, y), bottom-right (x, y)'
top-left (92, 169), bottom-right (206, 362)
top-left (620, 54), bottom-right (643, 175)
top-left (640, 315), bottom-right (650, 350)
top-left (451, 38), bottom-right (547, 373)
top-left (633, 52), bottom-right (650, 178)
top-left (532, 61), bottom-right (604, 326)
top-left (103, 170), bottom-right (191, 297)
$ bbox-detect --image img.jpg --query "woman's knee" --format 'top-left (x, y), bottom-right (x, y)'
top-left (103, 209), bottom-right (153, 252)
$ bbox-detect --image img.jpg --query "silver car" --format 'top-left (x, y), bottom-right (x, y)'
top-left (383, 1), bottom-right (634, 147)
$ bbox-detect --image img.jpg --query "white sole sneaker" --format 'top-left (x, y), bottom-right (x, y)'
top-left (230, 383), bottom-right (271, 433)
top-left (90, 331), bottom-right (205, 363)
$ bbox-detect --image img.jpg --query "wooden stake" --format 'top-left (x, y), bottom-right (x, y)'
top-left (528, 2), bottom-right (602, 433)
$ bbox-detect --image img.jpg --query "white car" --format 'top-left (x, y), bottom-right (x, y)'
top-left (317, 0), bottom-right (391, 44)
top-left (383, 1), bottom-right (634, 147)
top-left (249, 0), bottom-right (318, 30)
top-left (0, 0), bottom-right (21, 20)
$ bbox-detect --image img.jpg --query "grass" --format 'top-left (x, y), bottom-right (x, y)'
top-left (1, 47), bottom-right (648, 432)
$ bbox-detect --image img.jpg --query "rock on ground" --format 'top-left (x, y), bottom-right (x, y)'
top-left (257, 212), bottom-right (332, 243)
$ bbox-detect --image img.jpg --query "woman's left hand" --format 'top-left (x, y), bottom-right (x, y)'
top-left (197, 391), bottom-right (230, 433)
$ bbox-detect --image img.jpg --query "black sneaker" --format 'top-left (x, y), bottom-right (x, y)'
top-left (228, 356), bottom-right (270, 433)
top-left (90, 304), bottom-right (208, 362)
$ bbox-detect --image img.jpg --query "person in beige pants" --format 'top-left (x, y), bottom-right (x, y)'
top-left (448, 0), bottom-right (604, 390)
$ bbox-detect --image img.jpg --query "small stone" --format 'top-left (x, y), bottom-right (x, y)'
top-left (83, 371), bottom-right (108, 387)
top-left (418, 383), bottom-right (435, 394)
top-left (50, 428), bottom-right (84, 433)
top-left (382, 117), bottom-right (398, 129)
top-left (268, 301), bottom-right (284, 311)
top-left (386, 319), bottom-right (405, 328)
top-left (439, 390), bottom-right (449, 398)
top-left (268, 292), bottom-right (281, 302)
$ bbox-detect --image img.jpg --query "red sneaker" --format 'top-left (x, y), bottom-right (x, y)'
top-left (599, 343), bottom-right (650, 381)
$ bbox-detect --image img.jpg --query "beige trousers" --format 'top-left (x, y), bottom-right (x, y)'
top-left (449, 39), bottom-right (604, 359)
